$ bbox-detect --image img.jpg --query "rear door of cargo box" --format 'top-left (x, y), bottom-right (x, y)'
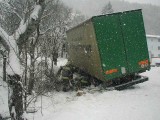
top-left (120, 10), bottom-right (150, 73)
top-left (92, 15), bottom-right (128, 80)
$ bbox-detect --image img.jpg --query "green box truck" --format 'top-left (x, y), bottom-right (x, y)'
top-left (66, 9), bottom-right (150, 90)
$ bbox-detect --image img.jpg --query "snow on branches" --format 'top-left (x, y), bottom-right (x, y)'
top-left (31, 5), bottom-right (42, 20)
top-left (0, 1), bottom-right (45, 75)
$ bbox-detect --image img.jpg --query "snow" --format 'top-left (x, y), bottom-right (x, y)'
top-left (15, 4), bottom-right (41, 41)
top-left (7, 50), bottom-right (22, 75)
top-left (0, 26), bottom-right (22, 75)
top-left (0, 61), bottom-right (160, 120)
top-left (151, 58), bottom-right (160, 65)
top-left (14, 20), bottom-right (28, 40)
top-left (146, 34), bottom-right (160, 38)
top-left (0, 3), bottom-right (43, 75)
top-left (0, 69), bottom-right (10, 118)
top-left (0, 26), bottom-right (9, 42)
top-left (57, 58), bottom-right (68, 67)
top-left (30, 5), bottom-right (41, 20)
top-left (35, 57), bottom-right (68, 74)
top-left (26, 67), bottom-right (160, 120)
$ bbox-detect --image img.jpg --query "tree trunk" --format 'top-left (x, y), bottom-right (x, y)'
top-left (28, 48), bottom-right (35, 94)
top-left (51, 55), bottom-right (54, 74)
top-left (0, 1), bottom-right (46, 119)
top-left (24, 42), bottom-right (27, 111)
top-left (48, 55), bottom-right (55, 82)
top-left (8, 74), bottom-right (23, 120)
top-left (53, 52), bottom-right (58, 66)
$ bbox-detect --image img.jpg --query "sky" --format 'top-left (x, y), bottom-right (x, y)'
top-left (125, 0), bottom-right (160, 5)
top-left (62, 0), bottom-right (160, 6)
top-left (0, 0), bottom-right (159, 6)
top-left (62, 0), bottom-right (160, 16)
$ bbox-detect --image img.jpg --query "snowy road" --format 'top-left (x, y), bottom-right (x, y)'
top-left (0, 67), bottom-right (160, 120)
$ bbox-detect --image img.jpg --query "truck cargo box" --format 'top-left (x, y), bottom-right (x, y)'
top-left (67, 9), bottom-right (150, 82)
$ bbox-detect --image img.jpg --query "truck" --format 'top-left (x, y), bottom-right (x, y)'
top-left (65, 9), bottom-right (150, 90)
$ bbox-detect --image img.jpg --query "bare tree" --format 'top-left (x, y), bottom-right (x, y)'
top-left (70, 10), bottom-right (86, 28)
top-left (39, 0), bottom-right (72, 83)
top-left (0, 0), bottom-right (86, 118)
top-left (0, 0), bottom-right (46, 119)
top-left (101, 1), bottom-right (114, 15)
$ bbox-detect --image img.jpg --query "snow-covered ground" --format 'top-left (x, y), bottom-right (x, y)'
top-left (0, 66), bottom-right (160, 120)
top-left (0, 68), bottom-right (10, 118)
top-left (28, 67), bottom-right (160, 120)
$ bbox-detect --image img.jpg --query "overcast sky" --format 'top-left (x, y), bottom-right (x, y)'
top-left (0, 0), bottom-right (159, 6)
top-left (124, 0), bottom-right (160, 5)
top-left (62, 0), bottom-right (160, 7)
top-left (62, 0), bottom-right (160, 16)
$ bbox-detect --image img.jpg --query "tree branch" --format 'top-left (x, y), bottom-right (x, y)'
top-left (16, 0), bottom-right (46, 54)
top-left (0, 0), bottom-right (46, 75)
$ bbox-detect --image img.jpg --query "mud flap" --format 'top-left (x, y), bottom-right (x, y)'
top-left (114, 76), bottom-right (148, 90)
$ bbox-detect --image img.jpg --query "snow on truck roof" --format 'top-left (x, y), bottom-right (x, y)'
top-left (146, 35), bottom-right (160, 38)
